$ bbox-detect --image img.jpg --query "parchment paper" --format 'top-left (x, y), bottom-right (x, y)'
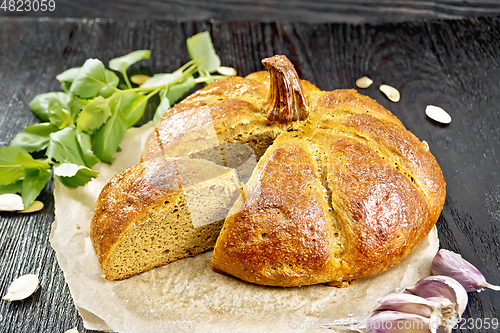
top-left (50, 122), bottom-right (439, 333)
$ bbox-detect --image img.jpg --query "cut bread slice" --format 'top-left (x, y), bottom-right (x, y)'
top-left (90, 156), bottom-right (242, 280)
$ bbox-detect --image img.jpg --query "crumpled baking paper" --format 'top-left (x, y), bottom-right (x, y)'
top-left (50, 122), bottom-right (439, 333)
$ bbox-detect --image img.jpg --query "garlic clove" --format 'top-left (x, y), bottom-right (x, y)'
top-left (371, 292), bottom-right (435, 318)
top-left (431, 249), bottom-right (500, 292)
top-left (0, 193), bottom-right (24, 211)
top-left (405, 275), bottom-right (468, 315)
top-left (426, 297), bottom-right (460, 333)
top-left (366, 311), bottom-right (431, 332)
top-left (2, 274), bottom-right (39, 301)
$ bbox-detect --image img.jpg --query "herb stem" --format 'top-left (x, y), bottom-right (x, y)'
top-left (145, 86), bottom-right (164, 99)
top-left (122, 70), bottom-right (133, 90)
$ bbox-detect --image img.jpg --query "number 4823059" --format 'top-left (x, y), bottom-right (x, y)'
top-left (1, 0), bottom-right (56, 11)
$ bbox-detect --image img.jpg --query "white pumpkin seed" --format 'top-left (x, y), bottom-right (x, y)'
top-left (64, 328), bottom-right (79, 333)
top-left (355, 76), bottom-right (373, 89)
top-left (422, 140), bottom-right (430, 152)
top-left (0, 193), bottom-right (24, 211)
top-left (217, 66), bottom-right (237, 76)
top-left (19, 200), bottom-right (44, 213)
top-left (130, 74), bottom-right (151, 86)
top-left (2, 274), bottom-right (39, 301)
top-left (379, 84), bottom-right (400, 102)
top-left (426, 105), bottom-right (451, 124)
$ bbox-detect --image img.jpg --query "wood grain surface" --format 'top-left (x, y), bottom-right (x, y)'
top-left (0, 16), bottom-right (499, 332)
top-left (3, 1), bottom-right (500, 24)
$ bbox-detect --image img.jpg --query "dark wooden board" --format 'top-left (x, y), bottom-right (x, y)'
top-left (3, 1), bottom-right (500, 24)
top-left (0, 17), bottom-right (499, 332)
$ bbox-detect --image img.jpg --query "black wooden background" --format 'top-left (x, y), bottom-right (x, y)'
top-left (1, 15), bottom-right (500, 333)
top-left (3, 1), bottom-right (500, 24)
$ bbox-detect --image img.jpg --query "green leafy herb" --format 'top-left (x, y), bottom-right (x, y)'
top-left (0, 146), bottom-right (27, 184)
top-left (10, 123), bottom-right (60, 153)
top-left (70, 59), bottom-right (113, 99)
top-left (187, 31), bottom-right (221, 73)
top-left (109, 50), bottom-right (151, 89)
top-left (0, 146), bottom-right (51, 208)
top-left (0, 31), bottom-right (236, 208)
top-left (153, 96), bottom-right (171, 125)
top-left (54, 163), bottom-right (99, 188)
top-left (76, 130), bottom-right (100, 168)
top-left (29, 92), bottom-right (71, 122)
top-left (56, 67), bottom-right (81, 92)
top-left (47, 127), bottom-right (87, 166)
top-left (76, 96), bottom-right (111, 133)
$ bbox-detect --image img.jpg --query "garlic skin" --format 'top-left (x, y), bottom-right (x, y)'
top-left (366, 311), bottom-right (430, 333)
top-left (432, 249), bottom-right (500, 292)
top-left (405, 275), bottom-right (468, 315)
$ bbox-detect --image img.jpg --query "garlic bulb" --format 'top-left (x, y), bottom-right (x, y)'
top-left (431, 249), bottom-right (500, 292)
top-left (405, 275), bottom-right (468, 315)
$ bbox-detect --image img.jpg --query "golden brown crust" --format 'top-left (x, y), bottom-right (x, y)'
top-left (212, 133), bottom-right (342, 286)
top-left (91, 158), bottom-right (180, 265)
top-left (211, 57), bottom-right (445, 287)
top-left (91, 157), bottom-right (231, 273)
top-left (93, 55), bottom-right (446, 286)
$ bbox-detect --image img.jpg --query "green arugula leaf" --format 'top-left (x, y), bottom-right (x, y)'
top-left (166, 75), bottom-right (197, 104)
top-left (76, 130), bottom-right (100, 167)
top-left (153, 96), bottom-right (170, 125)
top-left (29, 92), bottom-right (71, 122)
top-left (21, 167), bottom-right (51, 209)
top-left (109, 50), bottom-right (151, 74)
top-left (70, 59), bottom-right (111, 99)
top-left (68, 96), bottom-right (85, 124)
top-left (16, 153), bottom-right (51, 209)
top-left (14, 151), bottom-right (51, 173)
top-left (0, 146), bottom-right (27, 184)
top-left (77, 96), bottom-right (112, 133)
top-left (48, 98), bottom-right (73, 129)
top-left (47, 127), bottom-right (86, 166)
top-left (118, 92), bottom-right (148, 127)
top-left (56, 67), bottom-right (81, 92)
top-left (10, 123), bottom-right (60, 153)
top-left (0, 180), bottom-right (23, 195)
top-left (99, 70), bottom-right (120, 98)
top-left (187, 31), bottom-right (221, 73)
top-left (140, 70), bottom-right (183, 89)
top-left (91, 106), bottom-right (128, 163)
top-left (54, 163), bottom-right (99, 188)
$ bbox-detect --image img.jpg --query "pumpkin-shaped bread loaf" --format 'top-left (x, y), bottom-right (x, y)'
top-left (90, 55), bottom-right (445, 286)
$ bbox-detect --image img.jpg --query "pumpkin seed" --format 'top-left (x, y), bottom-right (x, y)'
top-left (355, 76), bottom-right (373, 89)
top-left (217, 66), bottom-right (237, 76)
top-left (19, 200), bottom-right (44, 213)
top-left (64, 328), bottom-right (79, 333)
top-left (379, 84), bottom-right (400, 102)
top-left (425, 105), bottom-right (451, 124)
top-left (0, 193), bottom-right (24, 211)
top-left (130, 74), bottom-right (151, 86)
top-left (2, 274), bottom-right (39, 301)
